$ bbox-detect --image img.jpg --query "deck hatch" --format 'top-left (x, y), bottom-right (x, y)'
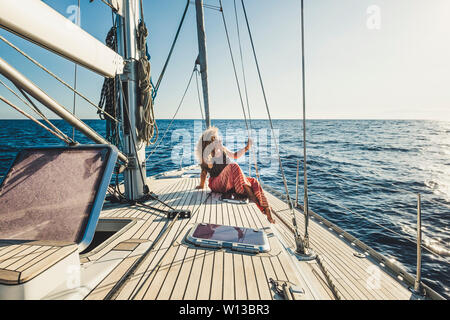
top-left (186, 223), bottom-right (270, 253)
top-left (0, 145), bottom-right (118, 252)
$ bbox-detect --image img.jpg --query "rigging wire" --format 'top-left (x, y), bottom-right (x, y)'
top-left (194, 67), bottom-right (205, 122)
top-left (0, 78), bottom-right (75, 144)
top-left (0, 95), bottom-right (72, 144)
top-left (189, 1), bottom-right (222, 12)
top-left (145, 67), bottom-right (197, 163)
top-left (0, 35), bottom-right (119, 123)
top-left (233, 0), bottom-right (260, 180)
top-left (239, 0), bottom-right (302, 238)
top-left (94, 0), bottom-right (118, 12)
top-left (16, 87), bottom-right (76, 145)
top-left (72, 64), bottom-right (78, 140)
top-left (72, 0), bottom-right (81, 140)
top-left (153, 0), bottom-right (190, 98)
top-left (139, 0), bottom-right (145, 22)
top-left (299, 0), bottom-right (310, 248)
top-left (294, 161), bottom-right (450, 249)
top-left (218, 0), bottom-right (249, 133)
top-left (308, 189), bottom-right (448, 259)
top-left (220, 0), bottom-right (260, 178)
top-left (302, 161), bottom-right (450, 211)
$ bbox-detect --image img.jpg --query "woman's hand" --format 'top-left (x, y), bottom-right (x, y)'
top-left (245, 138), bottom-right (253, 151)
top-left (195, 185), bottom-right (204, 190)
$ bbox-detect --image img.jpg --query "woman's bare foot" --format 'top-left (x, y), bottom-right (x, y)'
top-left (264, 207), bottom-right (276, 224)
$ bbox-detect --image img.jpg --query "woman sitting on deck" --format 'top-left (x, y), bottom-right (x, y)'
top-left (195, 127), bottom-right (275, 224)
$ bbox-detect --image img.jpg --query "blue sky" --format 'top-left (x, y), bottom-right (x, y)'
top-left (0, 0), bottom-right (449, 120)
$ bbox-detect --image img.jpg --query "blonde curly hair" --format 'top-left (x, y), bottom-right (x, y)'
top-left (195, 126), bottom-right (222, 165)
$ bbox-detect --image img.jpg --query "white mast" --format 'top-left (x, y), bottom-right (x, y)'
top-left (195, 0), bottom-right (211, 128)
top-left (117, 0), bottom-right (147, 200)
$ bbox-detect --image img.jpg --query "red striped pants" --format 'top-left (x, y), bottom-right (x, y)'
top-left (208, 163), bottom-right (269, 213)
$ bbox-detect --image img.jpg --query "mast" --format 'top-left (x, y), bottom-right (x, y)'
top-left (195, 0), bottom-right (211, 128)
top-left (117, 0), bottom-right (147, 201)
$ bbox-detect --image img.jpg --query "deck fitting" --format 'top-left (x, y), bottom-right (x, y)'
top-left (294, 249), bottom-right (317, 261)
top-left (294, 239), bottom-right (317, 261)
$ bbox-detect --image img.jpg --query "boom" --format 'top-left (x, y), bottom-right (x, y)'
top-left (0, 0), bottom-right (124, 78)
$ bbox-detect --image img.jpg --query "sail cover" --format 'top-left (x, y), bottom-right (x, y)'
top-left (0, 145), bottom-right (118, 250)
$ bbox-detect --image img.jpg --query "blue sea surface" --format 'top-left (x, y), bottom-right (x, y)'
top-left (0, 119), bottom-right (449, 299)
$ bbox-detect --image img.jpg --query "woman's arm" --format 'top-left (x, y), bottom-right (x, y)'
top-left (195, 168), bottom-right (208, 189)
top-left (223, 138), bottom-right (252, 159)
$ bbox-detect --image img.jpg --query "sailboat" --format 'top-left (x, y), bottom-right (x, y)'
top-left (0, 0), bottom-right (445, 301)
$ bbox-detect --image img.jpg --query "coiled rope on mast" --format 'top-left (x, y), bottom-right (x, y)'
top-left (98, 25), bottom-right (121, 146)
top-left (136, 19), bottom-right (158, 146)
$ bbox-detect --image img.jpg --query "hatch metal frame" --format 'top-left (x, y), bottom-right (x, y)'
top-left (186, 223), bottom-right (270, 254)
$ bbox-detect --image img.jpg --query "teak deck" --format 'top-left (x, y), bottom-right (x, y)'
top-left (0, 241), bottom-right (77, 285)
top-left (0, 167), bottom-right (420, 300)
top-left (80, 172), bottom-right (415, 300)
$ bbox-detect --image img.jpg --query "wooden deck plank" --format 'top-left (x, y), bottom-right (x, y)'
top-left (260, 256), bottom-right (277, 300)
top-left (0, 245), bottom-right (41, 269)
top-left (138, 179), bottom-right (212, 300)
top-left (193, 191), bottom-right (216, 300)
top-left (237, 204), bottom-right (265, 300)
top-left (168, 189), bottom-right (209, 300)
top-left (196, 250), bottom-right (215, 300)
top-left (233, 254), bottom-right (247, 299)
top-left (125, 180), bottom-right (185, 242)
top-left (85, 255), bottom-right (140, 300)
top-left (0, 245), bottom-right (35, 266)
top-left (168, 247), bottom-right (197, 300)
top-left (208, 201), bottom-right (224, 300)
top-left (132, 180), bottom-right (184, 240)
top-left (181, 195), bottom-right (211, 300)
top-left (114, 179), bottom-right (195, 299)
top-left (269, 197), bottom-right (370, 300)
top-left (267, 193), bottom-right (411, 300)
top-left (78, 175), bottom-right (417, 301)
top-left (225, 202), bottom-right (246, 300)
top-left (287, 211), bottom-right (409, 299)
top-left (149, 180), bottom-right (205, 300)
top-left (4, 246), bottom-right (50, 271)
top-left (221, 202), bottom-right (235, 300)
top-left (128, 179), bottom-right (194, 299)
top-left (20, 245), bottom-right (77, 283)
top-left (222, 251), bottom-right (235, 299)
top-left (210, 250), bottom-right (224, 300)
top-left (16, 247), bottom-right (59, 272)
top-left (242, 254), bottom-right (260, 299)
top-left (252, 256), bottom-right (273, 300)
top-left (0, 244), bottom-right (23, 257)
